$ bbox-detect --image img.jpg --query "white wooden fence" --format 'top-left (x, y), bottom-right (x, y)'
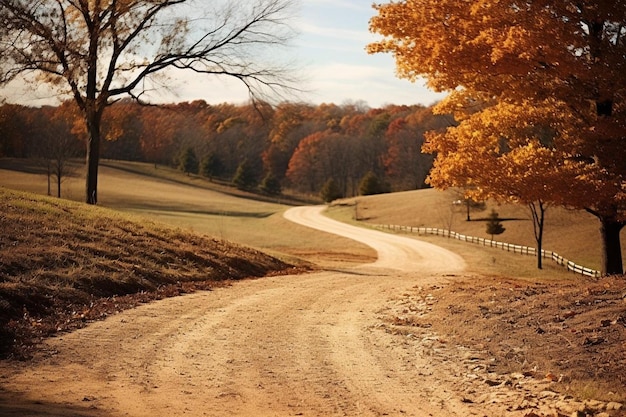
top-left (374, 224), bottom-right (601, 278)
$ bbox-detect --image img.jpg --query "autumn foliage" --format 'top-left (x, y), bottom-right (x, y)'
top-left (0, 100), bottom-right (447, 199)
top-left (369, 1), bottom-right (626, 274)
top-left (0, 0), bottom-right (300, 205)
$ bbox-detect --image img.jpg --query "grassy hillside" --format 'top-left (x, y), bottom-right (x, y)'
top-left (1, 159), bottom-right (624, 402)
top-left (0, 158), bottom-right (617, 273)
top-left (328, 189), bottom-right (615, 272)
top-left (0, 158), bottom-right (376, 266)
top-left (0, 188), bottom-right (297, 358)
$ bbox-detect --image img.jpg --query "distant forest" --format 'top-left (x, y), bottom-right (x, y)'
top-left (0, 100), bottom-right (453, 198)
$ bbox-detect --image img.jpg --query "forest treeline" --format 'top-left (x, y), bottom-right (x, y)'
top-left (0, 99), bottom-right (452, 198)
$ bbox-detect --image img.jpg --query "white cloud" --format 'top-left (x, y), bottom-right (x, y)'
top-left (296, 21), bottom-right (369, 43)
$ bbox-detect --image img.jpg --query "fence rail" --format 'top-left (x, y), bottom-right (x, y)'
top-left (374, 224), bottom-right (601, 278)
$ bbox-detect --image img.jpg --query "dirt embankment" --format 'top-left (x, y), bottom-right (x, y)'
top-left (0, 188), bottom-right (296, 359)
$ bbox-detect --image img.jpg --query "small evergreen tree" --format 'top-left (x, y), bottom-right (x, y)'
top-left (359, 171), bottom-right (389, 196)
top-left (200, 152), bottom-right (224, 181)
top-left (233, 159), bottom-right (257, 191)
top-left (178, 147), bottom-right (198, 175)
top-left (486, 209), bottom-right (506, 240)
top-left (259, 172), bottom-right (282, 196)
top-left (320, 178), bottom-right (343, 203)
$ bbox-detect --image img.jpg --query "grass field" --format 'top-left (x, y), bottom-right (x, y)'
top-left (326, 188), bottom-right (616, 275)
top-left (0, 157), bottom-right (616, 276)
top-left (0, 159), bottom-right (375, 267)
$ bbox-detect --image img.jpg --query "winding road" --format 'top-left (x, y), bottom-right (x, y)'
top-left (283, 206), bottom-right (465, 272)
top-left (1, 206), bottom-right (470, 417)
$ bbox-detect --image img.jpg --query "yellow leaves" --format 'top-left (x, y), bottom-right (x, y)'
top-left (424, 96), bottom-right (604, 205)
top-left (368, 0), bottom-right (477, 90)
top-left (491, 26), bottom-right (531, 63)
top-left (216, 117), bottom-right (245, 134)
top-left (371, 0), bottom-right (626, 216)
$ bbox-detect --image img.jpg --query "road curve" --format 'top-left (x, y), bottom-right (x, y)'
top-left (0, 206), bottom-right (470, 417)
top-left (283, 205), bottom-right (465, 273)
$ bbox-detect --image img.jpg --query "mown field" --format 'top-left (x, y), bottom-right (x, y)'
top-left (327, 188), bottom-right (616, 276)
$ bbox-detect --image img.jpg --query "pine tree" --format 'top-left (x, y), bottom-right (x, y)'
top-left (178, 147), bottom-right (198, 175)
top-left (359, 171), bottom-right (389, 196)
top-left (320, 178), bottom-right (342, 203)
top-left (200, 152), bottom-right (223, 181)
top-left (259, 172), bottom-right (282, 196)
top-left (233, 160), bottom-right (257, 191)
top-left (486, 209), bottom-right (506, 240)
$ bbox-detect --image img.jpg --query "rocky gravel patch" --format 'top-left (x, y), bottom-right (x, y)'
top-left (376, 275), bottom-right (626, 417)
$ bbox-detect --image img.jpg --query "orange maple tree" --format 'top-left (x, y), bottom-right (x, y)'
top-left (369, 1), bottom-right (626, 274)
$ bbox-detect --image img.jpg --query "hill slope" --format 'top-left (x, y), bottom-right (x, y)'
top-left (330, 188), bottom-right (617, 271)
top-left (0, 187), bottom-right (296, 358)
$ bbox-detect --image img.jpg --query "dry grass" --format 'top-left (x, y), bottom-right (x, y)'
top-left (329, 189), bottom-right (613, 273)
top-left (1, 158), bottom-right (625, 405)
top-left (0, 158), bottom-right (375, 267)
top-left (0, 187), bottom-right (297, 358)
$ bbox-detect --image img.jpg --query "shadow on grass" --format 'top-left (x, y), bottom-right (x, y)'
top-left (123, 203), bottom-right (276, 218)
top-left (0, 158), bottom-right (83, 178)
top-left (467, 217), bottom-right (528, 222)
top-left (0, 159), bottom-right (50, 175)
top-left (0, 389), bottom-right (103, 417)
top-left (99, 159), bottom-right (318, 206)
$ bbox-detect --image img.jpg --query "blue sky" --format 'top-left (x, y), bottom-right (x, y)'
top-left (162, 0), bottom-right (445, 107)
top-left (1, 0), bottom-right (445, 108)
top-left (291, 0), bottom-right (444, 107)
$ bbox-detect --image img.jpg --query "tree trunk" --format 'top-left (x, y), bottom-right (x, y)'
top-left (85, 116), bottom-right (101, 205)
top-left (599, 216), bottom-right (625, 275)
top-left (529, 201), bottom-right (546, 270)
top-left (46, 162), bottom-right (51, 196)
top-left (536, 234), bottom-right (543, 270)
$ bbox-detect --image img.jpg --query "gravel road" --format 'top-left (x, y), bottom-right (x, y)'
top-left (1, 205), bottom-right (472, 417)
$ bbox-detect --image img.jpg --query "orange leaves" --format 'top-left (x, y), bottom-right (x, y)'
top-left (369, 0), bottom-right (626, 112)
top-left (423, 96), bottom-right (608, 207)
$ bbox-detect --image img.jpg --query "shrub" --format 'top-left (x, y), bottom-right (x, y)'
top-left (259, 172), bottom-right (282, 196)
top-left (320, 178), bottom-right (343, 202)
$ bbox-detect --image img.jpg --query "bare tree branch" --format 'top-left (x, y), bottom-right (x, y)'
top-left (0, 0), bottom-right (301, 204)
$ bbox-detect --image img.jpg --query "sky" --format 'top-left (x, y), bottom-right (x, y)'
top-left (288, 0), bottom-right (445, 107)
top-left (1, 0), bottom-right (446, 109)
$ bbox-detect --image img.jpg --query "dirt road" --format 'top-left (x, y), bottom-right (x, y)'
top-left (283, 206), bottom-right (465, 273)
top-left (1, 206), bottom-right (476, 416)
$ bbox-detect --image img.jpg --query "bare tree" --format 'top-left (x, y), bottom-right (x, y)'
top-left (0, 0), bottom-right (299, 204)
top-left (26, 106), bottom-right (81, 198)
top-left (40, 133), bottom-right (80, 199)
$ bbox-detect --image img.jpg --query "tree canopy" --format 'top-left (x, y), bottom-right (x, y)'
top-left (0, 0), bottom-right (298, 204)
top-left (0, 100), bottom-right (444, 199)
top-left (369, 1), bottom-right (626, 274)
